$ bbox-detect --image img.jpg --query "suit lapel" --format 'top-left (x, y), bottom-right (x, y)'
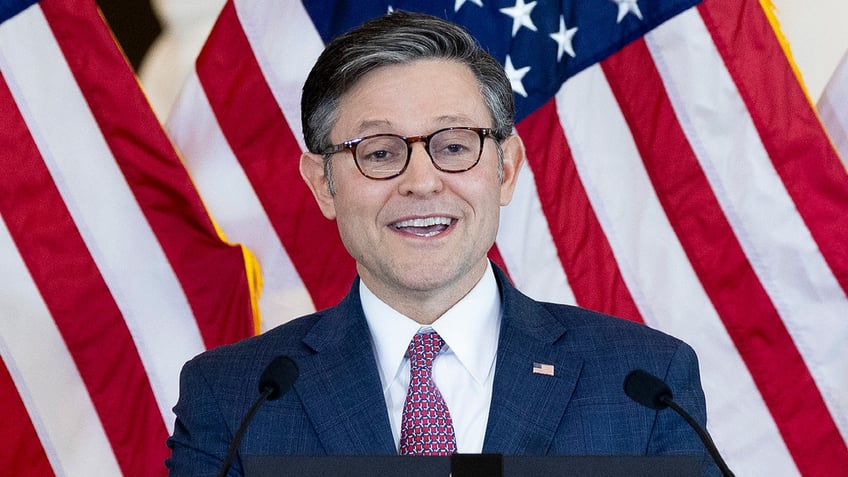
top-left (294, 282), bottom-right (397, 455)
top-left (483, 271), bottom-right (583, 454)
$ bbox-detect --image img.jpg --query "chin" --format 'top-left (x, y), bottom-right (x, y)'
top-left (392, 260), bottom-right (476, 292)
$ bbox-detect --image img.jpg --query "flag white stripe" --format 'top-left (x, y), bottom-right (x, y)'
top-left (0, 218), bottom-right (122, 477)
top-left (234, 0), bottom-right (323, 154)
top-left (648, 9), bottom-right (848, 443)
top-left (556, 63), bottom-right (798, 475)
top-left (167, 73), bottom-right (316, 331)
top-left (498, 162), bottom-right (576, 305)
top-left (0, 6), bottom-right (204, 432)
top-left (818, 51), bottom-right (848, 168)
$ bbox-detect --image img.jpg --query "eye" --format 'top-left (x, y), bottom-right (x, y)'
top-left (443, 142), bottom-right (471, 155)
top-left (357, 136), bottom-right (406, 164)
top-left (432, 131), bottom-right (477, 157)
top-left (362, 149), bottom-right (396, 162)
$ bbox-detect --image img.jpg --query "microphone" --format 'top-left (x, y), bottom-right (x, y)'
top-left (624, 369), bottom-right (734, 477)
top-left (216, 356), bottom-right (299, 477)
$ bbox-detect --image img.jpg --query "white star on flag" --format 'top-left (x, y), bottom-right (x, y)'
top-left (500, 0), bottom-right (538, 37)
top-left (504, 55), bottom-right (531, 97)
top-left (550, 15), bottom-right (578, 61)
top-left (612, 0), bottom-right (644, 23)
top-left (455, 0), bottom-right (483, 12)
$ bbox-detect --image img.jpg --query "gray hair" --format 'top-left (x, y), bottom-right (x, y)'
top-left (301, 11), bottom-right (514, 159)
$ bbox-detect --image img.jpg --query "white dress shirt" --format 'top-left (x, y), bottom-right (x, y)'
top-left (360, 263), bottom-right (502, 453)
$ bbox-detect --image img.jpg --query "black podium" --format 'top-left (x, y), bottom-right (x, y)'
top-left (244, 454), bottom-right (700, 476)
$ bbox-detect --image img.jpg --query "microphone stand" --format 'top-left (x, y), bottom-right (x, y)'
top-left (660, 395), bottom-right (735, 477)
top-left (216, 386), bottom-right (274, 477)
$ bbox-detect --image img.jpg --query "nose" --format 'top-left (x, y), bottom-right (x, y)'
top-left (397, 142), bottom-right (443, 196)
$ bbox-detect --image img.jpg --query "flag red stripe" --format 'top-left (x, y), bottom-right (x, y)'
top-left (0, 361), bottom-right (53, 477)
top-left (699, 0), bottom-right (848, 295)
top-left (517, 100), bottom-right (644, 323)
top-left (0, 71), bottom-right (168, 477)
top-left (40, 0), bottom-right (255, 349)
top-left (603, 37), bottom-right (848, 475)
top-left (196, 2), bottom-right (356, 309)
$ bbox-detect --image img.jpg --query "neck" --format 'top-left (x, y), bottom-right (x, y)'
top-left (360, 262), bottom-right (489, 324)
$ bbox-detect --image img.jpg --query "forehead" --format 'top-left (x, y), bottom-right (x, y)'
top-left (333, 59), bottom-right (490, 138)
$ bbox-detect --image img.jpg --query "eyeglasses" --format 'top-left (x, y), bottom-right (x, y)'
top-left (321, 127), bottom-right (494, 180)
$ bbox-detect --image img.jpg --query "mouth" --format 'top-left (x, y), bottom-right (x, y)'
top-left (391, 216), bottom-right (455, 237)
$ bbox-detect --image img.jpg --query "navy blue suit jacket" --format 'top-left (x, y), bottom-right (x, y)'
top-left (167, 267), bottom-right (719, 475)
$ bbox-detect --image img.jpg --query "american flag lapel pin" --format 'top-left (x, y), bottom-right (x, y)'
top-left (533, 362), bottom-right (555, 376)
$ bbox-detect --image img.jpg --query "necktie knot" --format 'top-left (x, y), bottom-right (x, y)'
top-left (407, 331), bottom-right (445, 374)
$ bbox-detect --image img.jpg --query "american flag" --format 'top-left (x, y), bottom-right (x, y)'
top-left (0, 0), bottom-right (257, 475)
top-left (532, 362), bottom-right (555, 377)
top-left (168, 0), bottom-right (848, 475)
top-left (1, 0), bottom-right (847, 475)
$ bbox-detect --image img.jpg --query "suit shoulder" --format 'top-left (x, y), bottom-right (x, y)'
top-left (497, 268), bottom-right (686, 354)
top-left (532, 302), bottom-right (703, 403)
top-left (183, 311), bottom-right (323, 377)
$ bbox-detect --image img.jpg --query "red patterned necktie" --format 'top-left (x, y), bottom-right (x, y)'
top-left (399, 331), bottom-right (457, 456)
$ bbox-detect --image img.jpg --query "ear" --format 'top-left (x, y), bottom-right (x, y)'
top-left (299, 152), bottom-right (337, 220)
top-left (498, 133), bottom-right (526, 206)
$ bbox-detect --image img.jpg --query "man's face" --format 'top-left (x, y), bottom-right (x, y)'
top-left (301, 59), bottom-right (524, 318)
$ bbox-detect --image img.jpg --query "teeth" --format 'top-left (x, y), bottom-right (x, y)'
top-left (393, 217), bottom-right (453, 228)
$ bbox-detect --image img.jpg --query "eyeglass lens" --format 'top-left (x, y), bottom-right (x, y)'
top-left (356, 128), bottom-right (482, 178)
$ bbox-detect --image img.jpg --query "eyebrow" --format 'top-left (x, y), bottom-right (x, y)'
top-left (351, 115), bottom-right (477, 136)
top-left (352, 119), bottom-right (393, 136)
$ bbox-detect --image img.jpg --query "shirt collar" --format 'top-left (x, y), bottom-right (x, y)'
top-left (361, 262), bottom-right (502, 391)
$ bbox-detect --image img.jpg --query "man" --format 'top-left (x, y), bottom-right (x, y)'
top-left (167, 11), bottom-right (719, 476)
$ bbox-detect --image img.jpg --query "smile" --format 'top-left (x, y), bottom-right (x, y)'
top-left (391, 216), bottom-right (455, 237)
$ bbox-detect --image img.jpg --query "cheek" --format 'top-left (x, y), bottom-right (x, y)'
top-left (333, 203), bottom-right (372, 261)
top-left (332, 182), bottom-right (386, 229)
top-left (469, 171), bottom-right (506, 209)
top-left (459, 185), bottom-right (504, 235)
top-left (333, 199), bottom-right (368, 232)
